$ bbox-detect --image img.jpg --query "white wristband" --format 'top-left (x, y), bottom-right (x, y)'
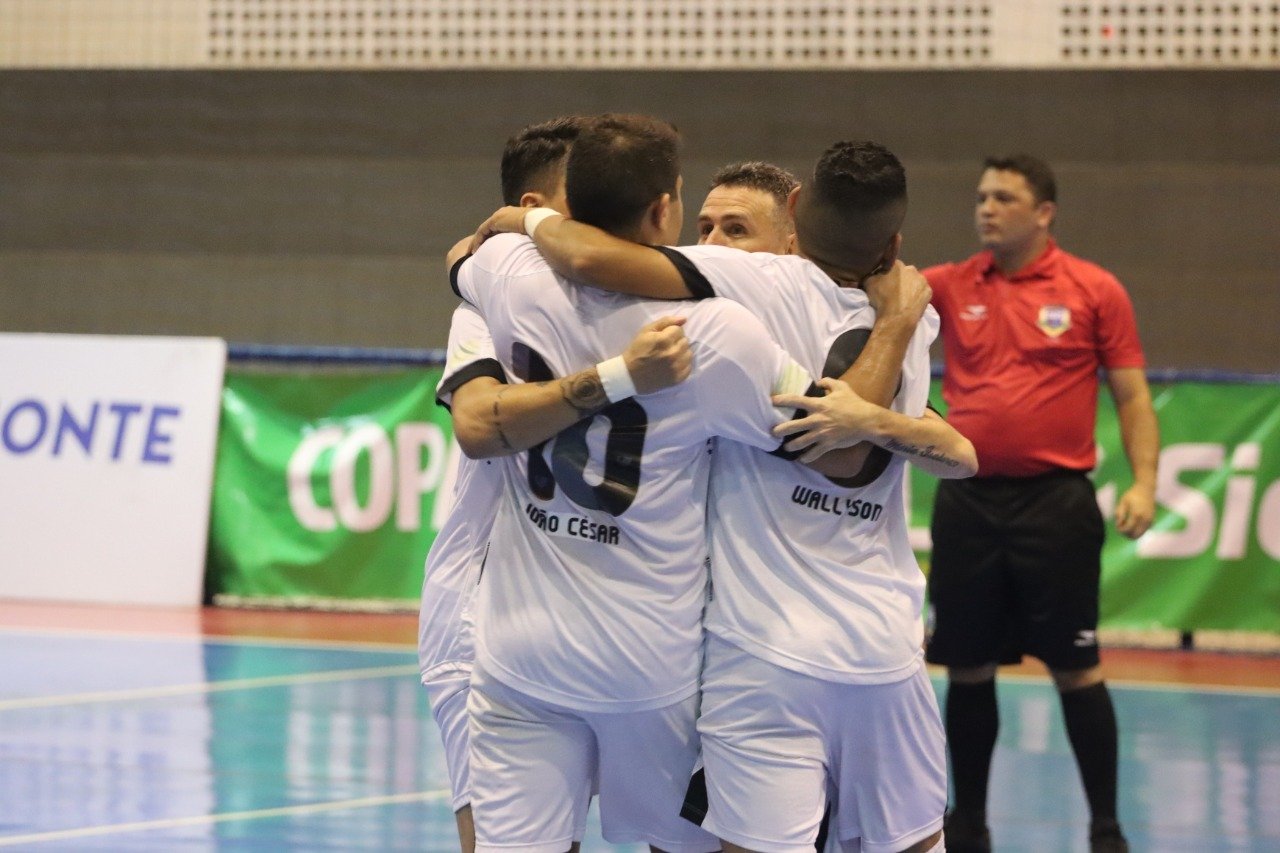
top-left (596, 355), bottom-right (637, 403)
top-left (523, 207), bottom-right (561, 240)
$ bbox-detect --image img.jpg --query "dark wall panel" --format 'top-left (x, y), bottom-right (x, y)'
top-left (1, 70), bottom-right (1276, 370)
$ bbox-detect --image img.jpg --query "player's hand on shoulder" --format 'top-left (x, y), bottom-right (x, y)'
top-left (624, 316), bottom-right (693, 395)
top-left (864, 261), bottom-right (931, 323)
top-left (468, 206), bottom-right (534, 253)
top-left (771, 377), bottom-right (881, 463)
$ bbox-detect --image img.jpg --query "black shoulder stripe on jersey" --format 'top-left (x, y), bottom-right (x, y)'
top-left (770, 380), bottom-right (894, 486)
top-left (824, 446), bottom-right (893, 488)
top-left (652, 246), bottom-right (715, 300)
top-left (434, 358), bottom-right (507, 412)
top-left (449, 253), bottom-right (473, 300)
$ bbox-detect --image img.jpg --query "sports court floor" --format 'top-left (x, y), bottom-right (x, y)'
top-left (1, 602), bottom-right (1276, 852)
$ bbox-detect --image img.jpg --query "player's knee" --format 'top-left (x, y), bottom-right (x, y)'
top-left (1050, 664), bottom-right (1103, 692)
top-left (948, 664), bottom-right (997, 684)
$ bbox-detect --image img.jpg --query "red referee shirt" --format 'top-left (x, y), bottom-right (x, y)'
top-left (924, 240), bottom-right (1146, 477)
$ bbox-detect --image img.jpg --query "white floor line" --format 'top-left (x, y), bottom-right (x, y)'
top-left (0, 663), bottom-right (421, 712)
top-left (0, 789), bottom-right (450, 847)
top-left (0, 625), bottom-right (416, 653)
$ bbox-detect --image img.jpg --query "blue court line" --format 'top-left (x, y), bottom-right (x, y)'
top-left (0, 663), bottom-right (420, 711)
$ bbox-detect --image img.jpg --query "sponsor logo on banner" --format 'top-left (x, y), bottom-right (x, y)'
top-left (1, 399), bottom-right (182, 463)
top-left (1096, 441), bottom-right (1280, 561)
top-left (286, 422), bottom-right (452, 533)
top-left (0, 334), bottom-right (226, 606)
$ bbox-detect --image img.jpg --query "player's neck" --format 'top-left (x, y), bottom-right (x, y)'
top-left (609, 223), bottom-right (649, 245)
top-left (992, 233), bottom-right (1049, 277)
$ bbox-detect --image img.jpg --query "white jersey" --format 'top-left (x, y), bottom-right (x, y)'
top-left (417, 302), bottom-right (504, 683)
top-left (671, 245), bottom-right (940, 684)
top-left (453, 233), bottom-right (811, 712)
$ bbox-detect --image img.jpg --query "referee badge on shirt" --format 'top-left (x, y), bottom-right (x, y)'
top-left (1037, 304), bottom-right (1072, 337)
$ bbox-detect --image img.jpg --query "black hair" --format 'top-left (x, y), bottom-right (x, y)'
top-left (499, 116), bottom-right (588, 206)
top-left (810, 141), bottom-right (907, 213)
top-left (565, 113), bottom-right (680, 233)
top-left (983, 154), bottom-right (1057, 204)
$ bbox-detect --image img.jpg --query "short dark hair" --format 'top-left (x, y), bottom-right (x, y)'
top-left (565, 113), bottom-right (680, 233)
top-left (793, 141), bottom-right (908, 275)
top-left (710, 161), bottom-right (800, 211)
top-left (499, 116), bottom-right (587, 205)
top-left (810, 141), bottom-right (907, 214)
top-left (983, 154), bottom-right (1057, 204)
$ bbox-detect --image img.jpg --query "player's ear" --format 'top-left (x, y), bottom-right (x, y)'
top-left (651, 192), bottom-right (672, 232)
top-left (883, 233), bottom-right (903, 267)
top-left (519, 191), bottom-right (546, 208)
top-left (786, 185), bottom-right (802, 219)
top-left (1036, 199), bottom-right (1057, 230)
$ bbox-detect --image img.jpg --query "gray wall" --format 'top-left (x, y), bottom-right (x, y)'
top-left (1, 70), bottom-right (1277, 371)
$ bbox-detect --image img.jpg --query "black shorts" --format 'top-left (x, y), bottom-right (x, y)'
top-left (925, 470), bottom-right (1105, 672)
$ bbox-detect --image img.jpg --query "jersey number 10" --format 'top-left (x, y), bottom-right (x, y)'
top-left (513, 343), bottom-right (647, 517)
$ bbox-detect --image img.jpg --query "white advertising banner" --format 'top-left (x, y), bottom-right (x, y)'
top-left (0, 334), bottom-right (226, 606)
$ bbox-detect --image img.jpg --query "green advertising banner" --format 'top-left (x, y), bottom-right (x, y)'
top-left (908, 380), bottom-right (1280, 634)
top-left (209, 369), bottom-right (1279, 632)
top-left (207, 367), bottom-right (451, 606)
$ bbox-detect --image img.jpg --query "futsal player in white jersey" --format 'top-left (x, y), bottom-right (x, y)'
top-left (470, 142), bottom-right (977, 853)
top-left (419, 116), bottom-right (693, 852)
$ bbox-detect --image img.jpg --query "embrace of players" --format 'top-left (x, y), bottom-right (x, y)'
top-left (419, 112), bottom-right (1156, 853)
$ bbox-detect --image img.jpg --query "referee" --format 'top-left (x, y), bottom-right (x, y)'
top-left (923, 155), bottom-right (1160, 853)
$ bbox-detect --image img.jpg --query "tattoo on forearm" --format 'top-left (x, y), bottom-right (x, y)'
top-left (562, 370), bottom-right (609, 416)
top-left (492, 387), bottom-right (515, 452)
top-left (884, 437), bottom-right (960, 468)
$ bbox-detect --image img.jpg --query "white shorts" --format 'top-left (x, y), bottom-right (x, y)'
top-left (468, 663), bottom-right (720, 853)
top-left (698, 635), bottom-right (946, 853)
top-left (423, 671), bottom-right (472, 812)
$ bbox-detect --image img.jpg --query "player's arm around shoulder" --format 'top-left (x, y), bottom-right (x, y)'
top-left (449, 316), bottom-right (693, 459)
top-left (834, 262), bottom-right (933, 409)
top-left (445, 236), bottom-right (471, 272)
top-left (469, 206), bottom-right (696, 299)
top-left (681, 298), bottom-right (812, 449)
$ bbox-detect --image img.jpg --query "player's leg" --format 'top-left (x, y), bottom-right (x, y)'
top-left (696, 634), bottom-right (829, 853)
top-left (424, 672), bottom-right (477, 851)
top-left (826, 663), bottom-right (946, 853)
top-left (589, 691), bottom-right (720, 853)
top-left (467, 664), bottom-right (594, 853)
top-left (926, 477), bottom-right (1014, 851)
top-left (1014, 472), bottom-right (1126, 853)
top-left (1052, 663), bottom-right (1124, 852)
top-left (454, 806), bottom-right (476, 853)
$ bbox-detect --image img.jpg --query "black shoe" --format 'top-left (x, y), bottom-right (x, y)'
top-left (943, 810), bottom-right (991, 853)
top-left (1090, 819), bottom-right (1129, 853)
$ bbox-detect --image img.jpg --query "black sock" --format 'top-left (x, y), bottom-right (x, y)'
top-left (1060, 681), bottom-right (1120, 826)
top-left (945, 679), bottom-right (999, 822)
